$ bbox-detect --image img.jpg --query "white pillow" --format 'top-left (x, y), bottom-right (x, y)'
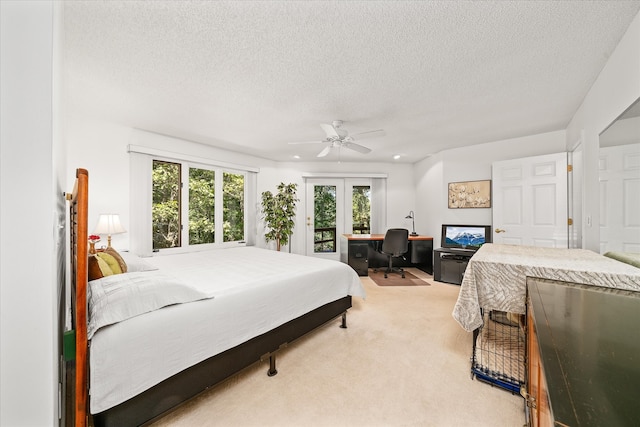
top-left (118, 251), bottom-right (159, 272)
top-left (87, 271), bottom-right (214, 338)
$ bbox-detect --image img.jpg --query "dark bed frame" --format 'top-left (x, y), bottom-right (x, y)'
top-left (68, 168), bottom-right (353, 427)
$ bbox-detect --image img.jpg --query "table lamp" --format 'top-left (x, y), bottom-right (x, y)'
top-left (405, 211), bottom-right (418, 236)
top-left (93, 214), bottom-right (126, 248)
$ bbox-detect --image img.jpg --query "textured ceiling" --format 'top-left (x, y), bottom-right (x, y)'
top-left (63, 1), bottom-right (640, 163)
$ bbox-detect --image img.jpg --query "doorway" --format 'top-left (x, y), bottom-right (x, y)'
top-left (305, 178), bottom-right (374, 259)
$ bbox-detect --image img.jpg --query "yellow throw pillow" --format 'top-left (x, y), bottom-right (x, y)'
top-left (104, 247), bottom-right (127, 273)
top-left (88, 255), bottom-right (114, 281)
top-left (96, 252), bottom-right (123, 275)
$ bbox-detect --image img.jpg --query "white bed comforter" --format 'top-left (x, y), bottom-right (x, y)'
top-left (89, 247), bottom-right (365, 413)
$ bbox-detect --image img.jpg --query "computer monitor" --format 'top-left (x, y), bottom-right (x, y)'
top-left (441, 224), bottom-right (492, 250)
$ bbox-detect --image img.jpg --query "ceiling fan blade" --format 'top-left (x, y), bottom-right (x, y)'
top-left (343, 141), bottom-right (371, 154)
top-left (288, 140), bottom-right (324, 145)
top-left (320, 123), bottom-right (340, 138)
top-left (316, 145), bottom-right (332, 157)
top-left (350, 129), bottom-right (385, 139)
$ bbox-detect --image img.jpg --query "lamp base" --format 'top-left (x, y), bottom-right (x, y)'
top-left (410, 232), bottom-right (419, 236)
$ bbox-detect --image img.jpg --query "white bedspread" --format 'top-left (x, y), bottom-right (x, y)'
top-left (452, 244), bottom-right (640, 332)
top-left (89, 247), bottom-right (364, 413)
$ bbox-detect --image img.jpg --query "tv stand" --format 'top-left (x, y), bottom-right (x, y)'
top-left (433, 247), bottom-right (476, 285)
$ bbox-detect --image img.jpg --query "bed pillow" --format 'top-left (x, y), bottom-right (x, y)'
top-left (88, 255), bottom-right (114, 281)
top-left (87, 271), bottom-right (214, 338)
top-left (118, 251), bottom-right (159, 272)
top-left (96, 252), bottom-right (123, 275)
top-left (103, 247), bottom-right (127, 273)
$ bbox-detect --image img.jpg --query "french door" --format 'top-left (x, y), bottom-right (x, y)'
top-left (304, 178), bottom-right (374, 260)
top-left (305, 179), bottom-right (344, 260)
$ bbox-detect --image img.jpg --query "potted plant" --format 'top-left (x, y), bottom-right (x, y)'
top-left (261, 182), bottom-right (298, 251)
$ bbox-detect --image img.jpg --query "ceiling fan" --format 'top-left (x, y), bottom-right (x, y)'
top-left (289, 120), bottom-right (384, 157)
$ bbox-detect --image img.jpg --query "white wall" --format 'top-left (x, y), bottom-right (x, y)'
top-left (65, 120), bottom-right (277, 250)
top-left (566, 11), bottom-right (640, 252)
top-left (1, 1), bottom-right (61, 425)
top-left (261, 162), bottom-right (416, 254)
top-left (65, 121), bottom-right (416, 256)
top-left (414, 130), bottom-right (566, 248)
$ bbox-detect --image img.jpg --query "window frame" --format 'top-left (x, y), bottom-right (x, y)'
top-left (152, 157), bottom-right (249, 255)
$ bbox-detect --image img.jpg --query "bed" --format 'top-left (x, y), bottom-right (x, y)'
top-left (453, 243), bottom-right (640, 333)
top-left (67, 168), bottom-right (366, 427)
top-left (451, 243), bottom-right (640, 392)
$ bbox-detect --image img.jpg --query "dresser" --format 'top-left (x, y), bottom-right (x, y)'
top-left (525, 277), bottom-right (640, 426)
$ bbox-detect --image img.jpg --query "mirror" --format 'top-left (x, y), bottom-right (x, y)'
top-left (598, 97), bottom-right (640, 253)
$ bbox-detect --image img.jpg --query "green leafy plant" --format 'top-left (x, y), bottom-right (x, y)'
top-left (261, 182), bottom-right (298, 251)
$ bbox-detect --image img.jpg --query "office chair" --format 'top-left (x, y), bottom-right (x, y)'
top-left (380, 228), bottom-right (409, 278)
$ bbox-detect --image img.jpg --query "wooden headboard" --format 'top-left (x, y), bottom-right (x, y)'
top-left (67, 168), bottom-right (89, 427)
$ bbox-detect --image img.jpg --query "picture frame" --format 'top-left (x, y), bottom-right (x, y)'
top-left (448, 180), bottom-right (491, 209)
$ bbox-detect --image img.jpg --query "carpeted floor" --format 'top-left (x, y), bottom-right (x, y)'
top-left (368, 268), bottom-right (430, 286)
top-left (150, 269), bottom-right (525, 427)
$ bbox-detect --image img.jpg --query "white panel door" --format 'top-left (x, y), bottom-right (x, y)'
top-left (492, 152), bottom-right (568, 247)
top-left (599, 143), bottom-right (640, 253)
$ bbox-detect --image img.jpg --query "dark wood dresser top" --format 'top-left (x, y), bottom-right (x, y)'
top-left (527, 277), bottom-right (640, 426)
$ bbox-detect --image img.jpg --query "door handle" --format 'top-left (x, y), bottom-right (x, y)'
top-left (495, 228), bottom-right (506, 233)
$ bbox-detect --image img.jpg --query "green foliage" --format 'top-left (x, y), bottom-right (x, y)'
top-left (153, 162), bottom-right (246, 249)
top-left (223, 172), bottom-right (244, 242)
top-left (313, 185), bottom-right (336, 252)
top-left (152, 161), bottom-right (181, 249)
top-left (189, 168), bottom-right (215, 245)
top-left (314, 185), bottom-right (336, 228)
top-left (261, 182), bottom-right (298, 251)
top-left (352, 186), bottom-right (371, 233)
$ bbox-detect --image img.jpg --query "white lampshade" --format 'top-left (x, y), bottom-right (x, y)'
top-left (93, 214), bottom-right (126, 247)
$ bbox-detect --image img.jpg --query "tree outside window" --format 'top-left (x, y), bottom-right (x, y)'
top-left (152, 160), bottom-right (246, 249)
top-left (223, 172), bottom-right (244, 242)
top-left (189, 167), bottom-right (215, 245)
top-left (352, 186), bottom-right (371, 234)
top-left (152, 160), bottom-right (181, 249)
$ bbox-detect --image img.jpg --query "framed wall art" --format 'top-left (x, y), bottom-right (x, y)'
top-left (448, 180), bottom-right (491, 209)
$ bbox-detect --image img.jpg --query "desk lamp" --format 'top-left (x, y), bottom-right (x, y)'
top-left (93, 214), bottom-right (126, 248)
top-left (405, 211), bottom-right (418, 236)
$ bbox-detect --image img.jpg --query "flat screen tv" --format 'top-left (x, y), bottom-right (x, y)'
top-left (441, 224), bottom-right (492, 250)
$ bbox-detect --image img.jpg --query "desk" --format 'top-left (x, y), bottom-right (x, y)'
top-left (340, 234), bottom-right (433, 276)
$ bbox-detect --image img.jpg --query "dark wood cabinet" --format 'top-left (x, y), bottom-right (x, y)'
top-left (526, 277), bottom-right (640, 426)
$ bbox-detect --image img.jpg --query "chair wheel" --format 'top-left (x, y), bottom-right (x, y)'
top-left (384, 273), bottom-right (388, 278)
top-left (402, 273), bottom-right (405, 278)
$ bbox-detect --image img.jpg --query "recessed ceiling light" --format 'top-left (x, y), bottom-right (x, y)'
top-left (293, 155), bottom-right (300, 159)
top-left (393, 154), bottom-right (401, 160)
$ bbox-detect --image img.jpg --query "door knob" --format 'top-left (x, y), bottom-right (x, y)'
top-left (495, 228), bottom-right (506, 233)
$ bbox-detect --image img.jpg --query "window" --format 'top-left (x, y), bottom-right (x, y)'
top-left (152, 161), bottom-right (181, 249)
top-left (313, 185), bottom-right (337, 252)
top-left (152, 160), bottom-right (246, 251)
top-left (188, 167), bottom-right (215, 245)
top-left (223, 172), bottom-right (244, 242)
top-left (352, 185), bottom-right (371, 234)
